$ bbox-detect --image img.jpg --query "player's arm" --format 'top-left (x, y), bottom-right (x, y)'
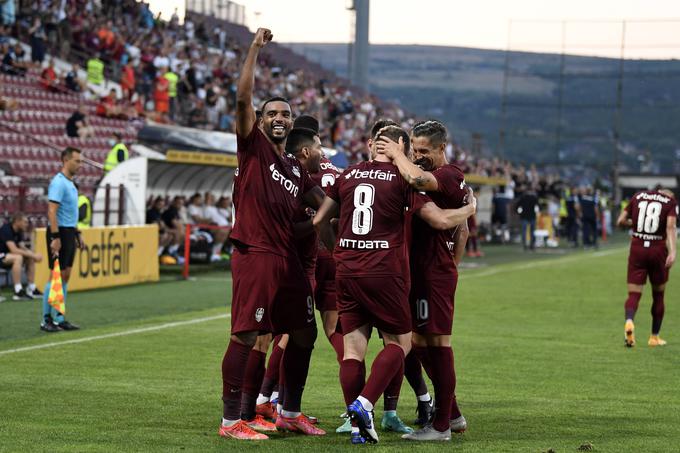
top-left (376, 136), bottom-right (439, 191)
top-left (416, 197), bottom-right (476, 231)
top-left (5, 240), bottom-right (41, 261)
top-left (452, 222), bottom-right (469, 266)
top-left (313, 196), bottom-right (339, 252)
top-left (666, 215), bottom-right (677, 268)
top-left (292, 186), bottom-right (327, 238)
top-left (235, 28), bottom-right (272, 137)
top-left (616, 207), bottom-right (630, 228)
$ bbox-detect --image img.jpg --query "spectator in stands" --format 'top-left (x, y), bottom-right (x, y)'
top-left (28, 16), bottom-right (47, 63)
top-left (163, 66), bottom-right (178, 120)
top-left (146, 196), bottom-right (174, 256)
top-left (0, 94), bottom-right (18, 111)
top-left (65, 103), bottom-right (95, 139)
top-left (0, 24), bottom-right (9, 44)
top-left (161, 196), bottom-right (184, 258)
top-left (1, 42), bottom-right (29, 76)
top-left (153, 68), bottom-right (170, 122)
top-left (188, 98), bottom-right (209, 129)
top-left (0, 212), bottom-right (43, 300)
top-left (104, 132), bottom-right (129, 173)
top-left (202, 192), bottom-right (229, 261)
top-left (121, 60), bottom-right (135, 100)
top-left (1, 0), bottom-right (15, 26)
top-left (516, 185), bottom-right (540, 251)
top-left (216, 196), bottom-right (232, 227)
top-left (64, 64), bottom-right (84, 92)
top-left (96, 88), bottom-right (121, 118)
top-left (40, 58), bottom-right (60, 92)
top-left (86, 52), bottom-right (104, 86)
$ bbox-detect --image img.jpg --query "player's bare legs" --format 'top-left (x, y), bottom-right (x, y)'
top-left (624, 283), bottom-right (643, 347)
top-left (649, 283), bottom-right (667, 346)
top-left (240, 334), bottom-right (276, 431)
top-left (321, 309), bottom-right (344, 362)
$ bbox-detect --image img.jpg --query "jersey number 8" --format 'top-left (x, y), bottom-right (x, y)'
top-left (637, 200), bottom-right (662, 234)
top-left (351, 183), bottom-right (375, 235)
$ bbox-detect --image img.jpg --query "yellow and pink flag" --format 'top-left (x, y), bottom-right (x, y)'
top-left (48, 259), bottom-right (65, 315)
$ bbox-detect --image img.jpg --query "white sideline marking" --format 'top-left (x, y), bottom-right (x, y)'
top-left (461, 247), bottom-right (624, 280)
top-left (0, 313), bottom-right (229, 357)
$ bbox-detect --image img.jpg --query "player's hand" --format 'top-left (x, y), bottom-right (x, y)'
top-left (253, 28), bottom-right (273, 48)
top-left (375, 135), bottom-right (404, 159)
top-left (76, 234), bottom-right (86, 250)
top-left (50, 238), bottom-right (61, 257)
top-left (666, 251), bottom-right (675, 269)
top-left (33, 253), bottom-right (43, 263)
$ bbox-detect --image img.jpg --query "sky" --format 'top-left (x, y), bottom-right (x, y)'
top-left (149, 0), bottom-right (680, 59)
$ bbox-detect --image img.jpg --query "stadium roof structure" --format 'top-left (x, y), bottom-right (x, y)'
top-left (92, 156), bottom-right (237, 226)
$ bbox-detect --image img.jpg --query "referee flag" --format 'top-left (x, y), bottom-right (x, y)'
top-left (48, 259), bottom-right (65, 315)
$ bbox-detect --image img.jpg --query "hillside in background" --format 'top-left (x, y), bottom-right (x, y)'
top-left (286, 43), bottom-right (680, 174)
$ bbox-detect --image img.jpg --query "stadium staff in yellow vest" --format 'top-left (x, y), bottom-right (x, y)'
top-left (86, 53), bottom-right (104, 86)
top-left (78, 192), bottom-right (92, 229)
top-left (163, 67), bottom-right (178, 119)
top-left (104, 132), bottom-right (128, 173)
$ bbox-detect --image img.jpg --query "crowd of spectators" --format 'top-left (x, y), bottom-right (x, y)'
top-left (4, 0), bottom-right (412, 164)
top-left (145, 192), bottom-right (233, 263)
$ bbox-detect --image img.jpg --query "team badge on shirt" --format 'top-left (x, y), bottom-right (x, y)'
top-left (292, 166), bottom-right (301, 178)
top-left (255, 307), bottom-right (264, 322)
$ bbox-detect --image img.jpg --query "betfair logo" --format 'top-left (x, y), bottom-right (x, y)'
top-left (78, 231), bottom-right (134, 278)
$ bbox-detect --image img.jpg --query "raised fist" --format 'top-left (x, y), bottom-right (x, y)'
top-left (253, 28), bottom-right (273, 48)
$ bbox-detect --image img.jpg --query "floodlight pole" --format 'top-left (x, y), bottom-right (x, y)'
top-left (498, 19), bottom-right (512, 158)
top-left (613, 21), bottom-right (627, 208)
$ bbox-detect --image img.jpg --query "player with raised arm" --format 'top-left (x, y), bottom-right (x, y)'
top-left (377, 119), bottom-right (470, 441)
top-left (254, 115), bottom-right (340, 424)
top-left (313, 125), bottom-right (475, 445)
top-left (617, 186), bottom-right (677, 347)
top-left (219, 28), bottom-right (327, 441)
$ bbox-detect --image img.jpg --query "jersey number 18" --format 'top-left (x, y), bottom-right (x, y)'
top-left (637, 201), bottom-right (662, 234)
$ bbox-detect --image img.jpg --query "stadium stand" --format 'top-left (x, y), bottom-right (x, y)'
top-left (0, 1), bottom-right (601, 246)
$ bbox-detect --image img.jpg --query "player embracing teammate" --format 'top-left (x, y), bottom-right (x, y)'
top-left (219, 28), bottom-right (329, 440)
top-left (314, 124), bottom-right (475, 444)
top-left (377, 120), bottom-right (471, 441)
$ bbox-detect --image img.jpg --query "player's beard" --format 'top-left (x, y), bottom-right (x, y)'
top-left (413, 157), bottom-right (435, 171)
top-left (265, 124), bottom-right (288, 144)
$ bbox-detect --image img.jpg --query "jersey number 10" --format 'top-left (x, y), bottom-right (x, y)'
top-left (352, 183), bottom-right (375, 235)
top-left (637, 201), bottom-right (662, 234)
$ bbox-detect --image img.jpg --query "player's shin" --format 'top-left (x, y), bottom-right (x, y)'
top-left (428, 346), bottom-right (455, 432)
top-left (625, 291), bottom-right (642, 321)
top-left (339, 359), bottom-right (366, 406)
top-left (280, 339), bottom-right (314, 417)
top-left (651, 290), bottom-right (665, 335)
top-left (222, 340), bottom-right (253, 423)
top-left (359, 344), bottom-right (405, 407)
top-left (240, 350), bottom-right (266, 421)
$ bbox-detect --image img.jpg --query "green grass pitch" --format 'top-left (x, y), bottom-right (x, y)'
top-left (1, 238), bottom-right (679, 452)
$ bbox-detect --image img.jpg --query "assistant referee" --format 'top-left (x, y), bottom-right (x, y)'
top-left (41, 147), bottom-right (83, 333)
